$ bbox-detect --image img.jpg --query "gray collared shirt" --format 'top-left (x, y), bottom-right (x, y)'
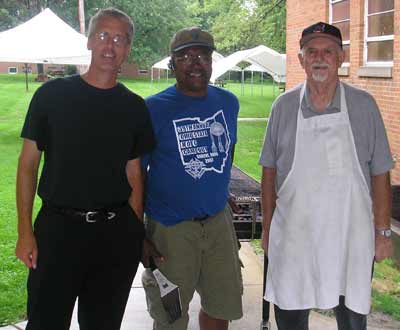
top-left (259, 81), bottom-right (394, 191)
top-left (302, 82), bottom-right (341, 116)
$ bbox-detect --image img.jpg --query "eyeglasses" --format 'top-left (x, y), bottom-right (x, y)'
top-left (303, 47), bottom-right (338, 59)
top-left (96, 31), bottom-right (128, 47)
top-left (174, 53), bottom-right (212, 65)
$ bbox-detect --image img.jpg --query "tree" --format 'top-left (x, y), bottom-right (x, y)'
top-left (0, 1), bottom-right (79, 32)
top-left (252, 0), bottom-right (286, 53)
top-left (85, 0), bottom-right (194, 67)
top-left (186, 0), bottom-right (286, 55)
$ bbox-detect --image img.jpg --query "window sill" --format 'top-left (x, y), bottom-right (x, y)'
top-left (357, 66), bottom-right (392, 78)
top-left (338, 67), bottom-right (349, 76)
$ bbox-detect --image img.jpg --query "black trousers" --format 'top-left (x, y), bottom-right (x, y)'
top-left (26, 204), bottom-right (144, 330)
top-left (274, 296), bottom-right (367, 330)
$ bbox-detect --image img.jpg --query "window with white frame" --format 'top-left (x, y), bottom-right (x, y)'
top-left (365, 0), bottom-right (394, 65)
top-left (8, 67), bottom-right (17, 74)
top-left (329, 0), bottom-right (350, 65)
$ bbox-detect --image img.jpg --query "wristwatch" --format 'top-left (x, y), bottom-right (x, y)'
top-left (376, 228), bottom-right (392, 238)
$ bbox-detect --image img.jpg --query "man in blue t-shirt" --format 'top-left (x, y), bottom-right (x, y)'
top-left (142, 27), bottom-right (243, 330)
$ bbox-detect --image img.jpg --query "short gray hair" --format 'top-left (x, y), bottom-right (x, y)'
top-left (88, 8), bottom-right (134, 44)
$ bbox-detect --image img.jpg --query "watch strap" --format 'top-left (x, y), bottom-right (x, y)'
top-left (376, 228), bottom-right (392, 238)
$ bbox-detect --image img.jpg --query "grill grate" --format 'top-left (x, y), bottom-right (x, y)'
top-left (230, 166), bottom-right (262, 239)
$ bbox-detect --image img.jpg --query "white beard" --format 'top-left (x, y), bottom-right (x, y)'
top-left (311, 62), bottom-right (330, 82)
top-left (312, 72), bottom-right (328, 82)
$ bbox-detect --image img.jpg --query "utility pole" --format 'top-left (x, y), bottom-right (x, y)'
top-left (78, 0), bottom-right (85, 34)
top-left (77, 0), bottom-right (88, 73)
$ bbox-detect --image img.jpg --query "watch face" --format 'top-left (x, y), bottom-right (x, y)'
top-left (376, 229), bottom-right (391, 237)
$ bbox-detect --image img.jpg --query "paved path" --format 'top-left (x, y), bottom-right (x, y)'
top-left (2, 243), bottom-right (267, 330)
top-left (4, 242), bottom-right (397, 329)
top-left (238, 117), bottom-right (268, 121)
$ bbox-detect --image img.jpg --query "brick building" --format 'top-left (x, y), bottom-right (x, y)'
top-left (0, 61), bottom-right (147, 78)
top-left (286, 0), bottom-right (400, 184)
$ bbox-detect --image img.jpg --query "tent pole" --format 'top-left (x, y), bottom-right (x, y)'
top-left (151, 68), bottom-right (153, 83)
top-left (24, 63), bottom-right (29, 92)
top-left (241, 70), bottom-right (244, 96)
top-left (166, 69), bottom-right (169, 83)
top-left (273, 78), bottom-right (275, 97)
top-left (261, 72), bottom-right (263, 96)
top-left (251, 70), bottom-right (254, 96)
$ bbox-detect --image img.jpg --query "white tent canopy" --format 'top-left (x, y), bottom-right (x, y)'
top-left (211, 45), bottom-right (286, 83)
top-left (152, 57), bottom-right (170, 70)
top-left (0, 8), bottom-right (91, 65)
top-left (244, 63), bottom-right (269, 72)
top-left (152, 51), bottom-right (225, 70)
top-left (151, 51), bottom-right (241, 82)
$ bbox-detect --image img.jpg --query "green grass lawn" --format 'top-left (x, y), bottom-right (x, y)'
top-left (0, 73), bottom-right (272, 325)
top-left (235, 121), bottom-right (266, 182)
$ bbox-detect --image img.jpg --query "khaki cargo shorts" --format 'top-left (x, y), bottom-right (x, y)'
top-left (142, 205), bottom-right (243, 330)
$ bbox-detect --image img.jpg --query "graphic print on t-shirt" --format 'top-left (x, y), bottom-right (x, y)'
top-left (173, 110), bottom-right (231, 179)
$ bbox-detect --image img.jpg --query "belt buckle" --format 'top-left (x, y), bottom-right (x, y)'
top-left (86, 211), bottom-right (98, 223)
top-left (107, 212), bottom-right (116, 220)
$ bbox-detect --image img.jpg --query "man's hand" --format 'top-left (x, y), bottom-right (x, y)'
top-left (16, 139), bottom-right (41, 270)
top-left (15, 231), bottom-right (38, 269)
top-left (261, 229), bottom-right (269, 256)
top-left (375, 235), bottom-right (393, 262)
top-left (371, 172), bottom-right (392, 263)
top-left (261, 167), bottom-right (276, 258)
top-left (142, 238), bottom-right (164, 268)
top-left (228, 194), bottom-right (242, 214)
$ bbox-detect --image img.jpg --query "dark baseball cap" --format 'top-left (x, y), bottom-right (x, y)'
top-left (300, 22), bottom-right (343, 49)
top-left (170, 26), bottom-right (215, 53)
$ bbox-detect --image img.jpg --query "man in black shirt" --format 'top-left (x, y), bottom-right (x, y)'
top-left (15, 8), bottom-right (155, 330)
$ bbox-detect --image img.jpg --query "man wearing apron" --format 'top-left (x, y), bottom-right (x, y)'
top-left (259, 22), bottom-right (394, 330)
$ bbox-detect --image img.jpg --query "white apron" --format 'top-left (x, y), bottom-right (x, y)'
top-left (265, 82), bottom-right (374, 314)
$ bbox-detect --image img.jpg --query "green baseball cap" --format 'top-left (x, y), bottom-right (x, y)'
top-left (170, 26), bottom-right (215, 53)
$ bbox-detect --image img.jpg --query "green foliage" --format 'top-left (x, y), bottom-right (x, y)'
top-left (372, 290), bottom-right (400, 320)
top-left (187, 0), bottom-right (286, 54)
top-left (65, 65), bottom-right (77, 76)
top-left (85, 0), bottom-right (194, 67)
top-left (371, 259), bottom-right (400, 319)
top-left (252, 0), bottom-right (286, 53)
top-left (0, 0), bottom-right (80, 31)
top-left (250, 239), bottom-right (264, 256)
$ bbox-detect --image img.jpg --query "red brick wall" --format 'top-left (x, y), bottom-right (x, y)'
top-left (120, 62), bottom-right (150, 78)
top-left (286, 0), bottom-right (400, 184)
top-left (0, 62), bottom-right (41, 74)
top-left (0, 61), bottom-right (148, 78)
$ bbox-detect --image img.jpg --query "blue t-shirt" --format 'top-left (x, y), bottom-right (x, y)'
top-left (143, 85), bottom-right (239, 226)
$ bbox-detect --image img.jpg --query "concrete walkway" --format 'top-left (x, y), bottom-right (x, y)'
top-left (2, 242), bottom-right (341, 330)
top-left (4, 242), bottom-right (399, 329)
top-left (238, 117), bottom-right (268, 121)
top-left (5, 242), bottom-right (399, 329)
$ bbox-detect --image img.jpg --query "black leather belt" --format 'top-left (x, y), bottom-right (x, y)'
top-left (43, 201), bottom-right (128, 223)
top-left (191, 215), bottom-right (209, 221)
